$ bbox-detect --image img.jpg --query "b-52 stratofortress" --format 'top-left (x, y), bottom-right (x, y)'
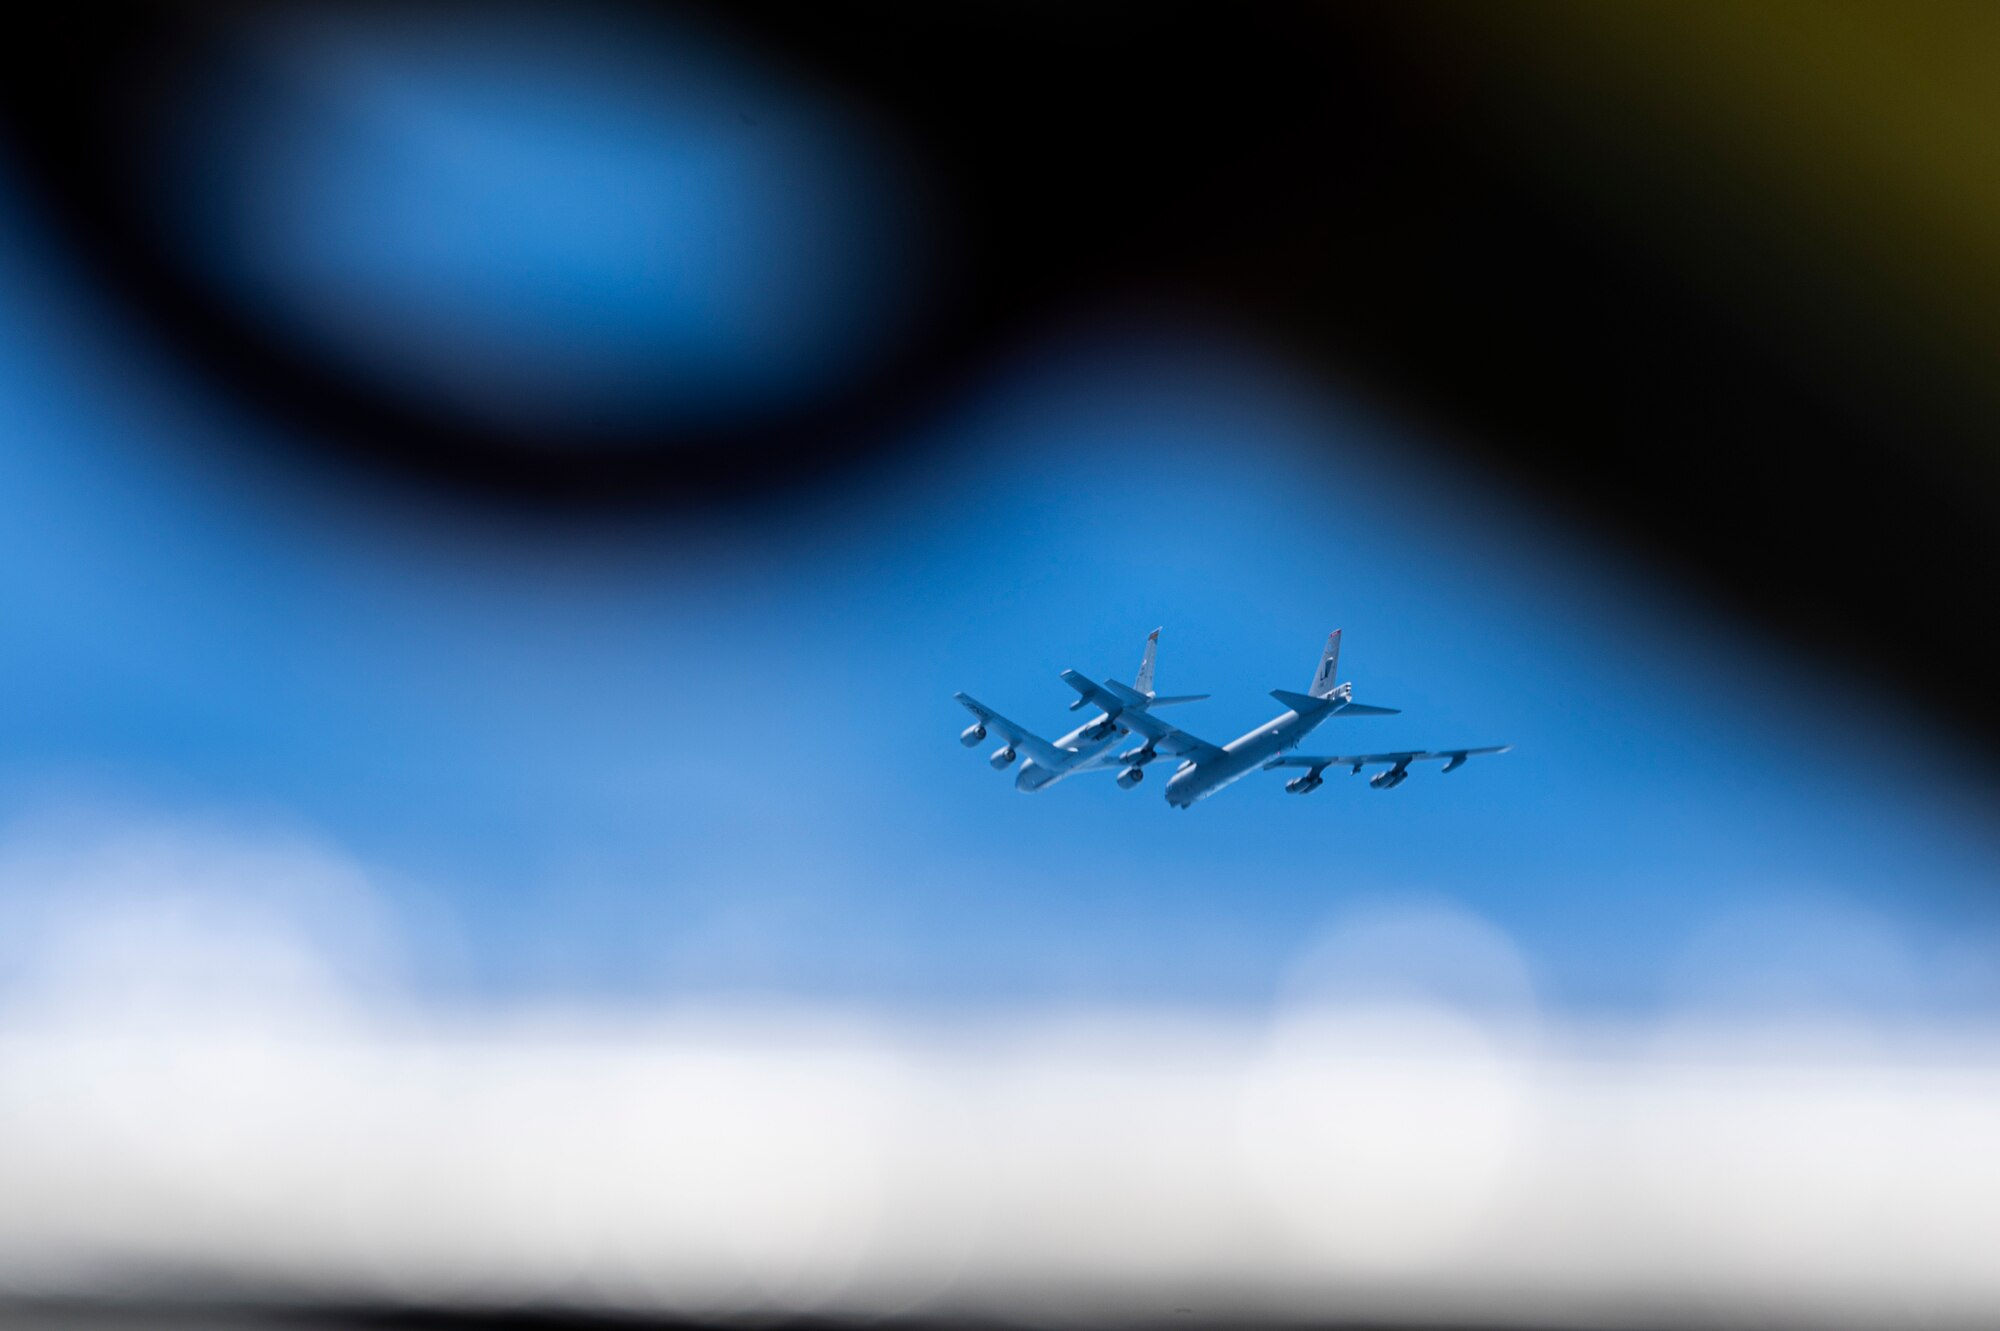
top-left (957, 629), bottom-right (1508, 807)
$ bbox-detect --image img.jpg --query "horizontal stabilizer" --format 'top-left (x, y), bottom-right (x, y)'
top-left (1146, 693), bottom-right (1208, 707)
top-left (1270, 688), bottom-right (1331, 713)
top-left (1097, 679), bottom-right (1151, 709)
top-left (1273, 685), bottom-right (1399, 716)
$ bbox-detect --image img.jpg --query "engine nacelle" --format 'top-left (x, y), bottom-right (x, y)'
top-left (989, 745), bottom-right (1017, 770)
top-left (959, 723), bottom-right (987, 747)
top-left (1082, 718), bottom-right (1117, 742)
top-left (1117, 745), bottom-right (1156, 768)
top-left (1369, 767), bottom-right (1409, 790)
top-left (1285, 775), bottom-right (1323, 794)
top-left (1116, 766), bottom-right (1145, 789)
top-left (1441, 753), bottom-right (1468, 773)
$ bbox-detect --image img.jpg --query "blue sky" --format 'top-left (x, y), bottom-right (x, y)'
top-left (2, 35), bottom-right (1997, 1026)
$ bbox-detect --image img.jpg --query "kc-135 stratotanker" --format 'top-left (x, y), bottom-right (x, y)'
top-left (955, 629), bottom-right (1508, 808)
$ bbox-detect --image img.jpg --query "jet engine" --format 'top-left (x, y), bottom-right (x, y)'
top-left (1369, 766), bottom-right (1410, 790)
top-left (1285, 774), bottom-right (1323, 794)
top-left (989, 745), bottom-right (1017, 769)
top-left (1116, 766), bottom-right (1144, 789)
top-left (1082, 717), bottom-right (1117, 742)
top-left (959, 723), bottom-right (986, 747)
top-left (1116, 745), bottom-right (1156, 768)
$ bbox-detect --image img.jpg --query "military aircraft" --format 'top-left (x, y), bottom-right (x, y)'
top-left (1086, 629), bottom-right (1509, 807)
top-left (954, 629), bottom-right (1207, 792)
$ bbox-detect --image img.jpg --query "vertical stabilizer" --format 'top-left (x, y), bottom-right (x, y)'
top-left (1309, 629), bottom-right (1343, 699)
top-left (1134, 627), bottom-right (1162, 697)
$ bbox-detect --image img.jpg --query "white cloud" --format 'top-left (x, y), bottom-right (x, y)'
top-left (1, 813), bottom-right (1998, 1327)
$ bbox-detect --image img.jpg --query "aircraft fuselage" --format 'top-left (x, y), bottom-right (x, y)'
top-left (1013, 715), bottom-right (1124, 792)
top-left (1164, 701), bottom-right (1332, 807)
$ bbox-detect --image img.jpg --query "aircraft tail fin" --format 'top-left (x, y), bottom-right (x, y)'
top-left (1134, 627), bottom-right (1161, 696)
top-left (1309, 628), bottom-right (1343, 700)
top-left (1066, 630), bottom-right (1205, 714)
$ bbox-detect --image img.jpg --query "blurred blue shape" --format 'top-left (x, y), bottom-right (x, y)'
top-left (150, 5), bottom-right (931, 438)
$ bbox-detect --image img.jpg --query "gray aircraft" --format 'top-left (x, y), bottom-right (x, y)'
top-left (1079, 629), bottom-right (1509, 808)
top-left (954, 629), bottom-right (1207, 792)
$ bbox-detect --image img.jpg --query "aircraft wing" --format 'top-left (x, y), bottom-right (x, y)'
top-left (953, 693), bottom-right (1074, 768)
top-left (1114, 699), bottom-right (1226, 763)
top-left (1266, 745), bottom-right (1512, 776)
